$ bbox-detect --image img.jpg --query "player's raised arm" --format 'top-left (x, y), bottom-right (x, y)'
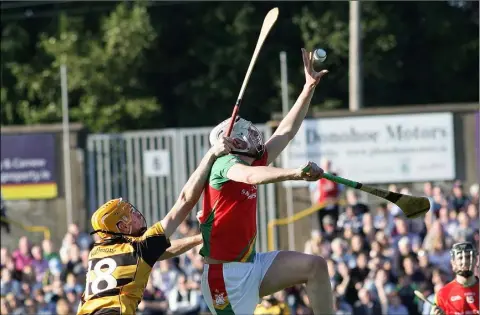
top-left (265, 48), bottom-right (328, 164)
top-left (157, 234), bottom-right (202, 261)
top-left (160, 137), bottom-right (234, 238)
top-left (226, 160), bottom-right (324, 185)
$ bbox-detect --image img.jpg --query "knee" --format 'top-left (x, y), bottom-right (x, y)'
top-left (308, 255), bottom-right (328, 278)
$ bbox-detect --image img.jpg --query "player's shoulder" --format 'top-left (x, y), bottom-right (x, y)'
top-left (213, 154), bottom-right (247, 168)
top-left (438, 279), bottom-right (460, 295)
top-left (89, 237), bottom-right (133, 259)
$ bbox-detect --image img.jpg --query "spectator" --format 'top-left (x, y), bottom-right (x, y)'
top-left (0, 268), bottom-right (21, 296)
top-left (11, 236), bottom-right (32, 279)
top-left (452, 211), bottom-right (475, 243)
top-left (373, 203), bottom-right (394, 234)
top-left (353, 288), bottom-right (382, 315)
top-left (303, 229), bottom-right (322, 255)
top-left (448, 181), bottom-right (470, 212)
top-left (469, 183), bottom-right (479, 206)
top-left (2, 180), bottom-right (478, 315)
top-left (337, 206), bottom-right (362, 233)
top-left (42, 239), bottom-right (60, 264)
top-left (310, 158), bottom-right (342, 230)
top-left (55, 297), bottom-right (71, 315)
top-left (168, 273), bottom-right (201, 315)
top-left (322, 214), bottom-right (340, 242)
top-left (138, 278), bottom-right (169, 315)
top-left (31, 245), bottom-right (49, 284)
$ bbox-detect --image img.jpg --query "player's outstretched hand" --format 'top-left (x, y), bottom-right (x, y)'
top-left (211, 137), bottom-right (235, 157)
top-left (431, 306), bottom-right (446, 315)
top-left (302, 48), bottom-right (328, 87)
top-left (297, 161), bottom-right (324, 181)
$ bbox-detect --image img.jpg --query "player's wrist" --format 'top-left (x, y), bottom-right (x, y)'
top-left (303, 82), bottom-right (317, 92)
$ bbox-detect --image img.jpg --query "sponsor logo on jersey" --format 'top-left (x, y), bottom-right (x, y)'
top-left (451, 295), bottom-right (462, 301)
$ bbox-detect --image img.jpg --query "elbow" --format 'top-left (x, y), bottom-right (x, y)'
top-left (245, 173), bottom-right (260, 185)
top-left (178, 192), bottom-right (196, 210)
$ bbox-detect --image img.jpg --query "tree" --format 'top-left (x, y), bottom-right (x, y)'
top-left (2, 1), bottom-right (161, 132)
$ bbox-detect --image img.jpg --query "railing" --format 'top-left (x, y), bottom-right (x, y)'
top-left (267, 199), bottom-right (346, 251)
top-left (0, 217), bottom-right (51, 240)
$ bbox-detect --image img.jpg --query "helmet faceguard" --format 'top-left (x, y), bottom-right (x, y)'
top-left (450, 242), bottom-right (478, 278)
top-left (209, 116), bottom-right (265, 158)
top-left (91, 198), bottom-right (147, 239)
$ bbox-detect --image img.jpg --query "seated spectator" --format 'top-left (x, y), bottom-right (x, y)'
top-left (346, 190), bottom-right (369, 216)
top-left (350, 234), bottom-right (368, 259)
top-left (353, 288), bottom-right (381, 315)
top-left (448, 180), bottom-right (470, 212)
top-left (55, 298), bottom-right (71, 315)
top-left (386, 289), bottom-right (409, 315)
top-left (467, 203), bottom-right (479, 230)
top-left (152, 259), bottom-right (180, 294)
top-left (42, 239), bottom-right (60, 264)
top-left (322, 214), bottom-right (340, 242)
top-left (12, 236), bottom-right (32, 280)
top-left (63, 273), bottom-right (83, 295)
top-left (168, 274), bottom-right (200, 315)
top-left (452, 211), bottom-right (475, 243)
top-left (303, 229), bottom-right (322, 255)
top-left (402, 255), bottom-right (425, 284)
top-left (331, 238), bottom-right (355, 267)
top-left (427, 238), bottom-right (451, 273)
top-left (334, 293), bottom-right (353, 315)
top-left (61, 244), bottom-right (83, 281)
top-left (31, 245), bottom-right (49, 284)
top-left (0, 268), bottom-right (21, 296)
top-left (360, 213), bottom-right (376, 242)
top-left (138, 279), bottom-right (168, 315)
top-left (5, 293), bottom-right (24, 315)
top-left (337, 206), bottom-right (362, 233)
top-left (392, 216), bottom-right (421, 249)
top-left (469, 183), bottom-right (479, 206)
top-left (33, 288), bottom-right (57, 315)
top-left (373, 203), bottom-right (393, 234)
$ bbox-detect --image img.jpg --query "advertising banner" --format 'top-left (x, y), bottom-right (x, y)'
top-left (1, 133), bottom-right (58, 199)
top-left (283, 112), bottom-right (456, 186)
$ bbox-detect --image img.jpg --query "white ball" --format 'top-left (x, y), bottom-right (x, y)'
top-left (313, 48), bottom-right (327, 63)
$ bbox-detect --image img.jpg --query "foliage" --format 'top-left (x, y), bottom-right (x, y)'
top-left (0, 1), bottom-right (478, 131)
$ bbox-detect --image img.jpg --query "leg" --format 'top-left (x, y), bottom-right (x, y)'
top-left (259, 251), bottom-right (334, 315)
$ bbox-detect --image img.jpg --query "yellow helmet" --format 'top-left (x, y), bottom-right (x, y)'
top-left (91, 198), bottom-right (146, 239)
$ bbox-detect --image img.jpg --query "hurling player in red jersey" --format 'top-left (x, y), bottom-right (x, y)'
top-left (197, 49), bottom-right (334, 315)
top-left (431, 242), bottom-right (479, 315)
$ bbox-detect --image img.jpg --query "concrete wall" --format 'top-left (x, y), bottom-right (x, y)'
top-left (1, 124), bottom-right (88, 250)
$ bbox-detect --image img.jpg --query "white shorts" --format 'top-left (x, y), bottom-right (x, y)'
top-left (201, 251), bottom-right (279, 315)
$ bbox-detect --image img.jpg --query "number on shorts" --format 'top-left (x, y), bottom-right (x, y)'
top-left (85, 258), bottom-right (118, 296)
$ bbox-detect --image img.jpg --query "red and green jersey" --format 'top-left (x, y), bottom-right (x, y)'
top-left (198, 152), bottom-right (268, 262)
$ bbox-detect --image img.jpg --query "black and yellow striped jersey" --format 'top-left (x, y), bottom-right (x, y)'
top-left (77, 222), bottom-right (170, 315)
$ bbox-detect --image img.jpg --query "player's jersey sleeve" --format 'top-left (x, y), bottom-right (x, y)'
top-left (209, 155), bottom-right (248, 189)
top-left (131, 222), bottom-right (171, 267)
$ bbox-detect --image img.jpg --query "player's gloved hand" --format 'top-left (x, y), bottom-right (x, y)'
top-left (431, 306), bottom-right (446, 315)
top-left (297, 161), bottom-right (324, 181)
top-left (211, 137), bottom-right (235, 157)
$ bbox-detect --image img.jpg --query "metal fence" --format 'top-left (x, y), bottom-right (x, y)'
top-left (86, 125), bottom-right (278, 252)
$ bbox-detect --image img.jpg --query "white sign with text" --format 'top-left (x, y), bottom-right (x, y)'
top-left (283, 112), bottom-right (456, 186)
top-left (143, 150), bottom-right (170, 177)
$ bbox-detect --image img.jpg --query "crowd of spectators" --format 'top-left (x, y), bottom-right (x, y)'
top-left (0, 179), bottom-right (478, 315)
